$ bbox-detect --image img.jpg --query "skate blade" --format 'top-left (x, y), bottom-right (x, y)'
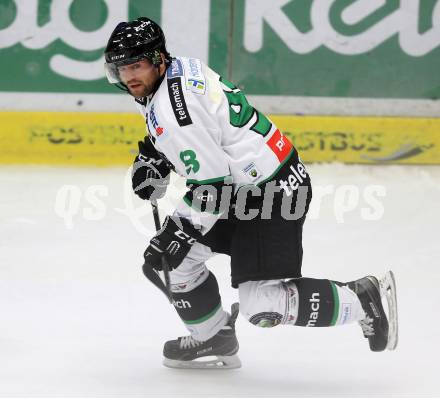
top-left (163, 354), bottom-right (241, 370)
top-left (379, 270), bottom-right (399, 350)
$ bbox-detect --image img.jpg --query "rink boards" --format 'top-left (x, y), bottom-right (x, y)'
top-left (1, 112), bottom-right (439, 165)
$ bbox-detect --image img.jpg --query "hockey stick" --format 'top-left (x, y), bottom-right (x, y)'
top-left (142, 199), bottom-right (173, 304)
top-left (150, 199), bottom-right (173, 301)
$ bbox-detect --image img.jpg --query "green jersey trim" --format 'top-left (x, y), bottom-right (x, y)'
top-left (186, 175), bottom-right (231, 185)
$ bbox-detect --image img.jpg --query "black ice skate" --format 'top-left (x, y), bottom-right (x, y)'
top-left (348, 271), bottom-right (398, 352)
top-left (163, 303), bottom-right (241, 369)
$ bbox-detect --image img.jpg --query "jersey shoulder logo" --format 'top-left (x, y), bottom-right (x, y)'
top-left (185, 58), bottom-right (206, 95)
top-left (187, 78), bottom-right (205, 94)
top-left (167, 58), bottom-right (184, 79)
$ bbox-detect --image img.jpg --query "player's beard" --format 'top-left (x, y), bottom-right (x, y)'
top-left (127, 68), bottom-right (160, 98)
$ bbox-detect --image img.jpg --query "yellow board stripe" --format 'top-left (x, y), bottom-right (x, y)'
top-left (271, 115), bottom-right (440, 164)
top-left (0, 112), bottom-right (439, 165)
top-left (0, 111), bottom-right (145, 166)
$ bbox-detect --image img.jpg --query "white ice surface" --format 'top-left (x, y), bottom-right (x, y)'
top-left (1, 164), bottom-right (439, 398)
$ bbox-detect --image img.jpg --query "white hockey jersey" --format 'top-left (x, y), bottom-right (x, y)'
top-left (135, 57), bottom-right (306, 234)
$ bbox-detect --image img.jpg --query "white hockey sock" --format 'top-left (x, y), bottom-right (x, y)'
top-left (331, 284), bottom-right (366, 325)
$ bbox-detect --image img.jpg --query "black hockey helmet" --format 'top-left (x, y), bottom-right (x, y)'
top-left (104, 17), bottom-right (171, 85)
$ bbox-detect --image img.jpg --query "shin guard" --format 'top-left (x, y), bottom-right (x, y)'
top-left (294, 278), bottom-right (339, 327)
top-left (172, 272), bottom-right (227, 340)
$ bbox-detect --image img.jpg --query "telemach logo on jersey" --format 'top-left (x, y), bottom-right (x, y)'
top-left (279, 162), bottom-right (308, 197)
top-left (167, 78), bottom-right (193, 127)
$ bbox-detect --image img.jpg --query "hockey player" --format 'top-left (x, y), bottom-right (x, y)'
top-left (104, 18), bottom-right (398, 369)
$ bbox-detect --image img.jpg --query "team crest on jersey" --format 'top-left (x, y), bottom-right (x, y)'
top-left (185, 58), bottom-right (206, 95)
top-left (243, 162), bottom-right (262, 183)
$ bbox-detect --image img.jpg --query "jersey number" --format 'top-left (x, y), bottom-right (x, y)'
top-left (220, 77), bottom-right (271, 136)
top-left (180, 150), bottom-right (200, 175)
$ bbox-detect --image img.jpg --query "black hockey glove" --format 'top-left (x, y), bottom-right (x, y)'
top-left (132, 139), bottom-right (170, 201)
top-left (144, 216), bottom-right (202, 271)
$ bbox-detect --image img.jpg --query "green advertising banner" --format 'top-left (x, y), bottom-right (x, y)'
top-left (227, 0), bottom-right (440, 99)
top-left (0, 0), bottom-right (439, 99)
top-left (0, 0), bottom-right (160, 93)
